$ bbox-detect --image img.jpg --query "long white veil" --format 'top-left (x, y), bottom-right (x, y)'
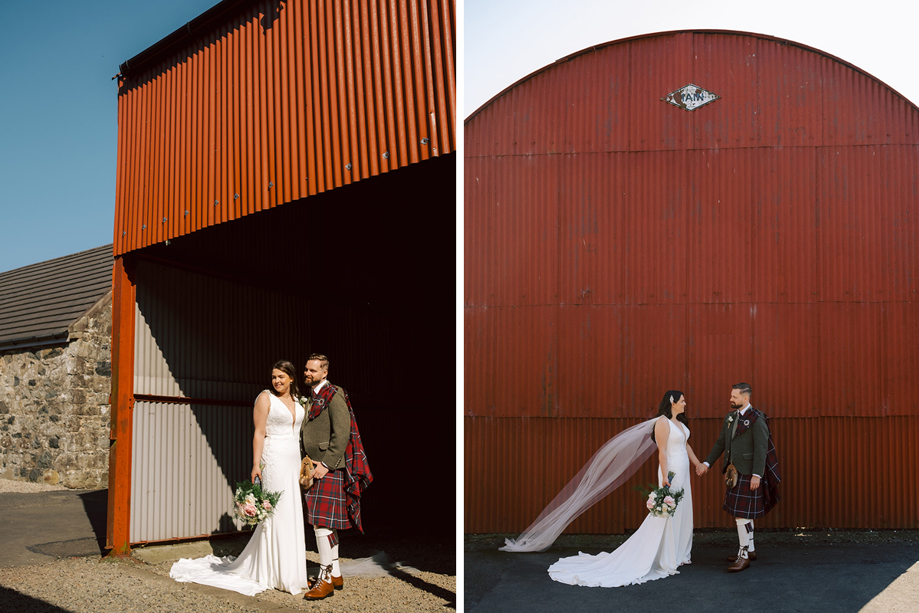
top-left (500, 418), bottom-right (658, 552)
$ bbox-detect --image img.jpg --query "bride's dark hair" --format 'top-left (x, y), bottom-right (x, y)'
top-left (271, 360), bottom-right (301, 400)
top-left (650, 389), bottom-right (688, 442)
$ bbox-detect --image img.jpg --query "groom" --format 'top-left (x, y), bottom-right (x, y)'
top-left (300, 353), bottom-right (372, 600)
top-left (696, 382), bottom-right (780, 572)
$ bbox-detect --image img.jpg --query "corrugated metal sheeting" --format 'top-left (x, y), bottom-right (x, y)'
top-left (115, 0), bottom-right (455, 256)
top-left (132, 400), bottom-right (253, 541)
top-left (130, 259), bottom-right (310, 541)
top-left (132, 259), bottom-right (310, 401)
top-left (464, 31), bottom-right (919, 532)
top-left (465, 416), bottom-right (919, 533)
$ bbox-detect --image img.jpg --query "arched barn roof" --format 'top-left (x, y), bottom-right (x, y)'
top-left (464, 30), bottom-right (919, 531)
top-left (466, 29), bottom-right (918, 154)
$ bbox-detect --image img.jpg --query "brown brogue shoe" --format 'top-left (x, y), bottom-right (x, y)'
top-left (309, 574), bottom-right (343, 591)
top-left (727, 556), bottom-right (751, 572)
top-left (726, 551), bottom-right (756, 562)
top-left (304, 576), bottom-right (334, 600)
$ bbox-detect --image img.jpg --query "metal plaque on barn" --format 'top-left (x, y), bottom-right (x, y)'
top-left (662, 83), bottom-right (720, 111)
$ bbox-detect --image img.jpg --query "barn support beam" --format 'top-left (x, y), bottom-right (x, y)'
top-left (106, 255), bottom-right (136, 556)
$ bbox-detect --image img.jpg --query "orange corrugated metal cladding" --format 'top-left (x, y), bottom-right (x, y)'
top-left (464, 31), bottom-right (919, 533)
top-left (115, 0), bottom-right (455, 256)
top-left (107, 0), bottom-right (456, 550)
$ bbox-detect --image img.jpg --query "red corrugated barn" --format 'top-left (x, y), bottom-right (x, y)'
top-left (108, 0), bottom-right (455, 554)
top-left (464, 30), bottom-right (919, 534)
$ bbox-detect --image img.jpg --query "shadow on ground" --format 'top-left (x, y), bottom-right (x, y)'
top-left (465, 530), bottom-right (919, 613)
top-left (0, 585), bottom-right (74, 612)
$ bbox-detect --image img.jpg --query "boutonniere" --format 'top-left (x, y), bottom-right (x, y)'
top-left (727, 415), bottom-right (734, 424)
top-left (297, 396), bottom-right (310, 407)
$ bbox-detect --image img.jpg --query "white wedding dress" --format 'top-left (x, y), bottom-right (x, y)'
top-left (170, 391), bottom-right (309, 595)
top-left (547, 418), bottom-right (693, 587)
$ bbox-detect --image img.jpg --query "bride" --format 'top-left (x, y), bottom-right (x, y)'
top-left (502, 391), bottom-right (701, 588)
top-left (170, 360), bottom-right (309, 595)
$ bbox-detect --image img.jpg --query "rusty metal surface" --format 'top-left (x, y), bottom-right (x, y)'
top-left (107, 256), bottom-right (136, 553)
top-left (465, 416), bottom-right (919, 534)
top-left (464, 30), bottom-right (919, 531)
top-left (114, 0), bottom-right (455, 257)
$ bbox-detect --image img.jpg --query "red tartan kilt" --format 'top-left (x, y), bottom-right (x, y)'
top-left (723, 474), bottom-right (767, 519)
top-left (304, 468), bottom-right (353, 530)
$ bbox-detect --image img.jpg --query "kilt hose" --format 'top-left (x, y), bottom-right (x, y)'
top-left (723, 474), bottom-right (767, 519)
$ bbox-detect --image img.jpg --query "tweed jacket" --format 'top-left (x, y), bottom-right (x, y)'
top-left (300, 383), bottom-right (351, 470)
top-left (704, 407), bottom-right (769, 477)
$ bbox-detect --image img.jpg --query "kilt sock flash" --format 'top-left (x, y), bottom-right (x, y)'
top-left (735, 518), bottom-right (751, 558)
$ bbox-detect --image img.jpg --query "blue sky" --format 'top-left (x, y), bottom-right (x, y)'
top-left (0, 0), bottom-right (220, 272)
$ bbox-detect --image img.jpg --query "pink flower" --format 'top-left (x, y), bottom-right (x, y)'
top-left (646, 499), bottom-right (655, 510)
top-left (663, 496), bottom-right (675, 506)
top-left (262, 500), bottom-right (272, 510)
top-left (243, 503), bottom-right (258, 517)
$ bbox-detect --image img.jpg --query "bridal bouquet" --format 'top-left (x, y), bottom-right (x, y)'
top-left (638, 471), bottom-right (685, 518)
top-left (234, 478), bottom-right (282, 526)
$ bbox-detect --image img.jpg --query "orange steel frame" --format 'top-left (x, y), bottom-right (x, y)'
top-left (107, 256), bottom-right (136, 555)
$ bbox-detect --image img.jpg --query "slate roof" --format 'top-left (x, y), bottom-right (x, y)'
top-left (0, 245), bottom-right (114, 351)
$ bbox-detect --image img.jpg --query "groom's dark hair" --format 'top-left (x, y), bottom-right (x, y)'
top-left (732, 382), bottom-right (752, 396)
top-left (307, 353), bottom-right (330, 371)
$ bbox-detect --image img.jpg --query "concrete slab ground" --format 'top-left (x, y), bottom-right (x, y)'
top-left (465, 530), bottom-right (919, 613)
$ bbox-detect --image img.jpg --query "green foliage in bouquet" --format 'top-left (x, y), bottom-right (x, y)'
top-left (634, 471), bottom-right (685, 518)
top-left (234, 479), bottom-right (282, 526)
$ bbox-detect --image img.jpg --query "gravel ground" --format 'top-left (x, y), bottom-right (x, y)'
top-left (0, 549), bottom-right (456, 613)
top-left (0, 478), bottom-right (68, 493)
top-left (0, 478), bottom-right (456, 613)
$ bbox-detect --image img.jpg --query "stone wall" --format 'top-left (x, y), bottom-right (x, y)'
top-left (0, 293), bottom-right (112, 489)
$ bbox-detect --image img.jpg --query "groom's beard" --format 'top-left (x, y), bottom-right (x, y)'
top-left (730, 402), bottom-right (743, 409)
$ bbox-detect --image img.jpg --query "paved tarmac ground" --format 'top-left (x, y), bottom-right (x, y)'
top-left (0, 488), bottom-right (107, 568)
top-left (465, 531), bottom-right (919, 613)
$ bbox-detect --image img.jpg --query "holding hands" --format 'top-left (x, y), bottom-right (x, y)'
top-left (695, 463), bottom-right (708, 476)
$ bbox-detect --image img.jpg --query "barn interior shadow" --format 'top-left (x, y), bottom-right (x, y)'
top-left (131, 155), bottom-right (456, 568)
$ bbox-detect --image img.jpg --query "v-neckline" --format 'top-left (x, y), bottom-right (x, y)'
top-left (670, 418), bottom-right (687, 439)
top-left (276, 394), bottom-right (298, 434)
